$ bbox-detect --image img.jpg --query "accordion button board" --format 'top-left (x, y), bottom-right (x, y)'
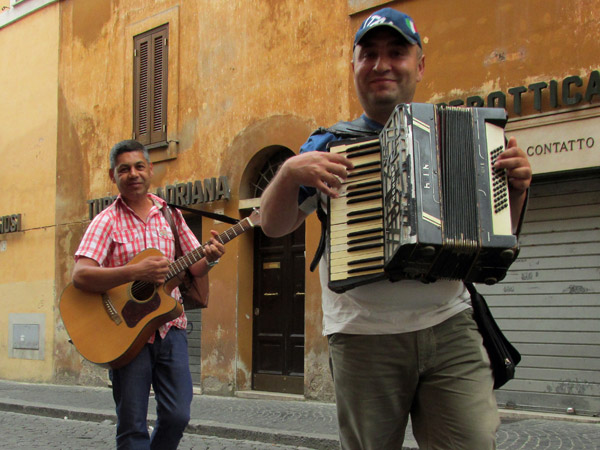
top-left (327, 103), bottom-right (519, 293)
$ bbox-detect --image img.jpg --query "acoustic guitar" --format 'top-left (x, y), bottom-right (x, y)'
top-left (59, 209), bottom-right (260, 369)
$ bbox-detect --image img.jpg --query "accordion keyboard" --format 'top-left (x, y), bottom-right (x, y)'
top-left (328, 138), bottom-right (386, 282)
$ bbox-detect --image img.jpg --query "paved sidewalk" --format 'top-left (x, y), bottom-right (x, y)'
top-left (0, 379), bottom-right (598, 449)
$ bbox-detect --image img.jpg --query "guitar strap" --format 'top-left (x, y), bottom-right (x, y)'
top-left (161, 206), bottom-right (208, 310)
top-left (161, 204), bottom-right (243, 259)
top-left (161, 206), bottom-right (184, 260)
top-left (166, 203), bottom-right (239, 224)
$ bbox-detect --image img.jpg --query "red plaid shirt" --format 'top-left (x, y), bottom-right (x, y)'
top-left (75, 194), bottom-right (201, 342)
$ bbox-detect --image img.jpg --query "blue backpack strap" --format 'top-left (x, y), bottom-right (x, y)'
top-left (314, 116), bottom-right (380, 138)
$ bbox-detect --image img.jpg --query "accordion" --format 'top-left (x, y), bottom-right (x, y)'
top-left (328, 103), bottom-right (519, 294)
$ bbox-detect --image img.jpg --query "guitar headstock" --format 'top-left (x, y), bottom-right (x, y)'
top-left (247, 208), bottom-right (261, 227)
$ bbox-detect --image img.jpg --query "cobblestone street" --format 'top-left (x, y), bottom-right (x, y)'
top-left (495, 418), bottom-right (600, 450)
top-left (0, 411), bottom-right (315, 450)
top-left (2, 408), bottom-right (600, 449)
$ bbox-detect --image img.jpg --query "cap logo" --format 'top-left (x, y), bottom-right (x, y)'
top-left (360, 14), bottom-right (390, 31)
top-left (355, 9), bottom-right (421, 48)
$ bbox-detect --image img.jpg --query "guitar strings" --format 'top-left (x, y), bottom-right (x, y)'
top-left (128, 218), bottom-right (251, 300)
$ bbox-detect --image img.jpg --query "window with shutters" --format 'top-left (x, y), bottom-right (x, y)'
top-left (133, 25), bottom-right (168, 148)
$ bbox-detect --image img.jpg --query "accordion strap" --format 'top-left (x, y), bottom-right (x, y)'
top-left (309, 203), bottom-right (328, 272)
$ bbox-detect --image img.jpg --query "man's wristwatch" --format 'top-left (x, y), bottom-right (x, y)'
top-left (207, 259), bottom-right (220, 267)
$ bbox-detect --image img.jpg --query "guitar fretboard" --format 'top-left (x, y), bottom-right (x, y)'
top-left (166, 217), bottom-right (253, 280)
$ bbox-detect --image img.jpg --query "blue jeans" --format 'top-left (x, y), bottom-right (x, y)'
top-left (110, 327), bottom-right (193, 450)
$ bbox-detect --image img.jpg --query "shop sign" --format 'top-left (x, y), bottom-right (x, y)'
top-left (506, 108), bottom-right (600, 175)
top-left (444, 71), bottom-right (600, 117)
top-left (87, 176), bottom-right (230, 219)
top-left (0, 214), bottom-right (22, 234)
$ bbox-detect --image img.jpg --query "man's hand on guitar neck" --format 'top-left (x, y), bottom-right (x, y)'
top-left (188, 230), bottom-right (226, 278)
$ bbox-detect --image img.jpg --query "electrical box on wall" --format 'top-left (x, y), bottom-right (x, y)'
top-left (8, 313), bottom-right (45, 360)
top-left (12, 324), bottom-right (39, 350)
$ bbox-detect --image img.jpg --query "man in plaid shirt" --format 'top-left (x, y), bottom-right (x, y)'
top-left (72, 139), bottom-right (225, 449)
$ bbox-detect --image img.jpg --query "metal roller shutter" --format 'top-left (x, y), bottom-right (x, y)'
top-left (477, 175), bottom-right (600, 416)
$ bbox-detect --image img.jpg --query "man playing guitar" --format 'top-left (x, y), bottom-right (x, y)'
top-left (71, 139), bottom-right (225, 449)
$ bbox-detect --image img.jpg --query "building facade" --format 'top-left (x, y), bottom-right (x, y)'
top-left (0, 0), bottom-right (598, 415)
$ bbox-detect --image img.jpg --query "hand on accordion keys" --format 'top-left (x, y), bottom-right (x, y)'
top-left (283, 151), bottom-right (355, 199)
top-left (494, 136), bottom-right (532, 194)
top-left (493, 136), bottom-right (532, 232)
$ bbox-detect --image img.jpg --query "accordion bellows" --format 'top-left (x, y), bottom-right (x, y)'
top-left (328, 103), bottom-right (519, 294)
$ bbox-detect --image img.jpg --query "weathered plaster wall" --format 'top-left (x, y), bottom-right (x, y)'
top-left (402, 0), bottom-right (599, 116)
top-left (0, 2), bottom-right (59, 381)
top-left (50, 0), bottom-right (599, 399)
top-left (54, 0), bottom-right (353, 395)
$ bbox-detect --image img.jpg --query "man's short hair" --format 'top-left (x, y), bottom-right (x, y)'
top-left (109, 139), bottom-right (150, 169)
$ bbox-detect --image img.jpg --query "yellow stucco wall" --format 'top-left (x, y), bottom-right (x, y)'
top-left (2, 0), bottom-right (597, 400)
top-left (0, 2), bottom-right (59, 381)
top-left (54, 0), bottom-right (354, 393)
top-left (412, 1), bottom-right (598, 115)
top-left (53, 0), bottom-right (600, 397)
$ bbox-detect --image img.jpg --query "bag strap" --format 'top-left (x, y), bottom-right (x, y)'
top-left (514, 188), bottom-right (529, 236)
top-left (465, 282), bottom-right (477, 298)
top-left (161, 205), bottom-right (183, 259)
top-left (162, 205), bottom-right (206, 306)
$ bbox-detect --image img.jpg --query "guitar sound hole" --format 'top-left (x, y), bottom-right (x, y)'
top-left (130, 281), bottom-right (156, 302)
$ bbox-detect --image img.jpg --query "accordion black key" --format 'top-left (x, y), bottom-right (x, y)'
top-left (328, 103), bottom-right (519, 294)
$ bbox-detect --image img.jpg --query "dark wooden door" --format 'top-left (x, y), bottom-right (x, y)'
top-left (252, 224), bottom-right (305, 394)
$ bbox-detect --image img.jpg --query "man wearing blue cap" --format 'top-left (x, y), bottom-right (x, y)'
top-left (260, 7), bottom-right (531, 449)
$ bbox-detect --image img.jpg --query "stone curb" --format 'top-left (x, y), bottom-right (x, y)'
top-left (186, 420), bottom-right (340, 450)
top-left (498, 408), bottom-right (600, 424)
top-left (0, 400), bottom-right (116, 424)
top-left (0, 399), bottom-right (345, 450)
top-left (1, 395), bottom-right (596, 450)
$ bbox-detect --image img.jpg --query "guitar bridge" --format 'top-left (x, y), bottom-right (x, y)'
top-left (102, 293), bottom-right (123, 325)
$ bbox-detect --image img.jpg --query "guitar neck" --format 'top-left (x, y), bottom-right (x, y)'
top-left (166, 217), bottom-right (253, 280)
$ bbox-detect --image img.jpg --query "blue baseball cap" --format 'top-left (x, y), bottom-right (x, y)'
top-left (354, 8), bottom-right (421, 49)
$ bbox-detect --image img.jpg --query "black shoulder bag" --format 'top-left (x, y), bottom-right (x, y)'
top-left (466, 189), bottom-right (528, 389)
top-left (466, 282), bottom-right (521, 389)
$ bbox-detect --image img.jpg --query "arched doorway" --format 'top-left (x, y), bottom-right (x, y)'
top-left (247, 147), bottom-right (306, 394)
